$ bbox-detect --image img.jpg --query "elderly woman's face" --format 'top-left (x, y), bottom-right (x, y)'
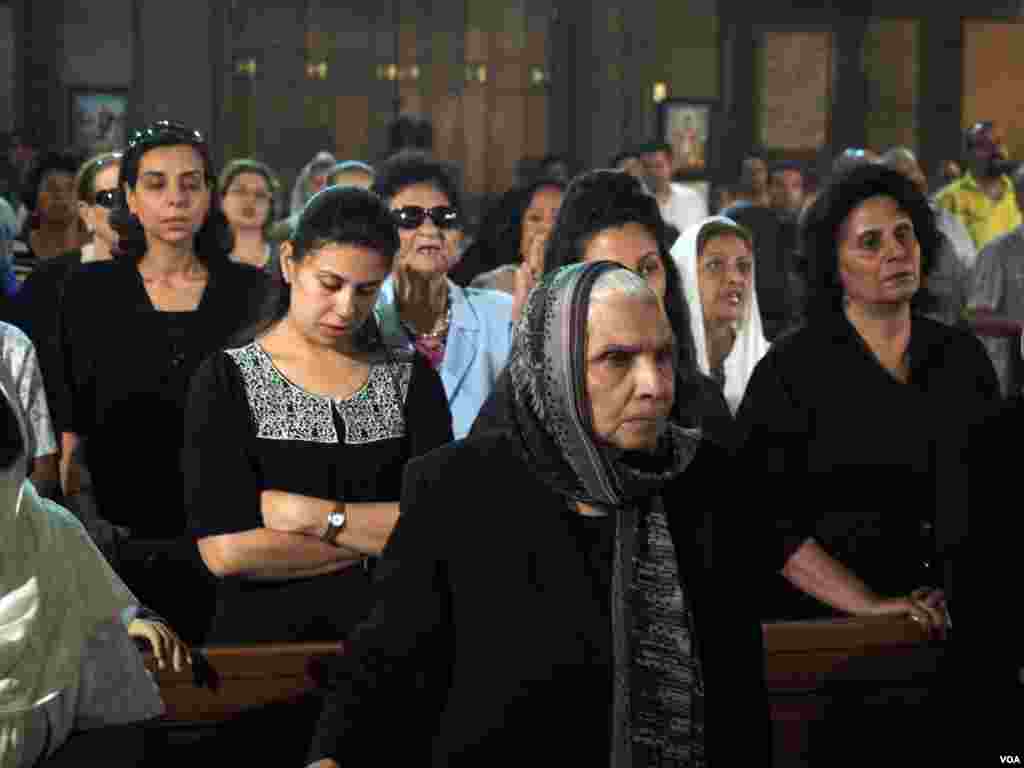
top-left (586, 295), bottom-right (675, 453)
top-left (698, 233), bottom-right (753, 328)
top-left (80, 163), bottom-right (121, 248)
top-left (837, 195), bottom-right (920, 309)
top-left (391, 182), bottom-right (462, 276)
top-left (582, 223), bottom-right (666, 302)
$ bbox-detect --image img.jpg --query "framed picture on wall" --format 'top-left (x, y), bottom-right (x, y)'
top-left (69, 88), bottom-right (129, 156)
top-left (658, 98), bottom-right (714, 177)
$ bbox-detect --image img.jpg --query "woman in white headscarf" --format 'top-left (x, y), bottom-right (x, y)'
top-left (0, 371), bottom-right (187, 767)
top-left (671, 216), bottom-right (770, 414)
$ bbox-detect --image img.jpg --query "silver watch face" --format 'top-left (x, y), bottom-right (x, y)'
top-left (327, 511), bottom-right (346, 528)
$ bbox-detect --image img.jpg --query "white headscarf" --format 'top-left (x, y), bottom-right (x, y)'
top-left (0, 373), bottom-right (138, 766)
top-left (289, 151), bottom-right (337, 215)
top-left (670, 216), bottom-right (770, 414)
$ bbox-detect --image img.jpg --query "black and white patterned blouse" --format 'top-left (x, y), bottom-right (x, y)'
top-left (184, 341), bottom-right (453, 643)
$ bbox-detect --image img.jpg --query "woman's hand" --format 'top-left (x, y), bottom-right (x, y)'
top-left (863, 587), bottom-right (948, 640)
top-left (511, 230), bottom-right (548, 322)
top-left (128, 619), bottom-right (191, 672)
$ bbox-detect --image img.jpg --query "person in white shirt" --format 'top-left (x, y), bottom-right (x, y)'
top-left (640, 141), bottom-right (708, 233)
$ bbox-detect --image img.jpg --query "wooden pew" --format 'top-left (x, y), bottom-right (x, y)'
top-left (144, 617), bottom-right (934, 763)
top-left (763, 615), bottom-right (935, 767)
top-left (144, 641), bottom-right (343, 725)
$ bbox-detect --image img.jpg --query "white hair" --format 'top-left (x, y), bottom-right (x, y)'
top-left (589, 266), bottom-right (658, 306)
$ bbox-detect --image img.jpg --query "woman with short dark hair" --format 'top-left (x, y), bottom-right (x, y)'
top-left (737, 163), bottom-right (997, 621)
top-left (57, 120), bottom-right (269, 640)
top-left (373, 151), bottom-right (512, 439)
top-left (454, 178), bottom-right (565, 291)
top-left (16, 151), bottom-right (83, 262)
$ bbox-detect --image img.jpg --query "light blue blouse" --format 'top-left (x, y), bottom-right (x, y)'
top-left (376, 278), bottom-right (513, 439)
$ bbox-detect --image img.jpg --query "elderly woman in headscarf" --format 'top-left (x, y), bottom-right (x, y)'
top-left (0, 374), bottom-right (188, 767)
top-left (306, 261), bottom-right (944, 768)
top-left (671, 216), bottom-right (770, 416)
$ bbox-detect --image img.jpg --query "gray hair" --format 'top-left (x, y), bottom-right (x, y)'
top-left (589, 266), bottom-right (658, 306)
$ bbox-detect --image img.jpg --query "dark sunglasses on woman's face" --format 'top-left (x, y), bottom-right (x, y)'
top-left (391, 206), bottom-right (460, 230)
top-left (93, 189), bottom-right (121, 209)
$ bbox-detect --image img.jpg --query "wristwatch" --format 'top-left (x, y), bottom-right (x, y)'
top-left (322, 506), bottom-right (347, 543)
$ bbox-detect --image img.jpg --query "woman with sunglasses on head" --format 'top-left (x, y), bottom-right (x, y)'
top-left (373, 151), bottom-right (513, 439)
top-left (11, 153), bottom-right (122, 428)
top-left (56, 120), bottom-right (270, 641)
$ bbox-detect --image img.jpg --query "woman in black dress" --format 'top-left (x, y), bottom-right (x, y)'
top-left (186, 185), bottom-right (452, 643)
top-left (736, 163), bottom-right (997, 623)
top-left (57, 120), bottom-right (269, 641)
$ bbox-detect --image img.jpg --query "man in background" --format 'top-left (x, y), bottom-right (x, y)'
top-left (935, 121), bottom-right (1021, 252)
top-left (640, 141), bottom-right (707, 233)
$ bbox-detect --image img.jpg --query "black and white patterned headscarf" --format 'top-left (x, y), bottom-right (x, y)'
top-left (506, 260), bottom-right (706, 766)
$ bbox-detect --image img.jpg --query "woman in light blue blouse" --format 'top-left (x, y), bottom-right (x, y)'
top-left (373, 152), bottom-right (512, 438)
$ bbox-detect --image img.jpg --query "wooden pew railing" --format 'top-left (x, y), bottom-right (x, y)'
top-left (144, 642), bottom-right (343, 725)
top-left (763, 615), bottom-right (935, 767)
top-left (144, 616), bottom-right (934, 765)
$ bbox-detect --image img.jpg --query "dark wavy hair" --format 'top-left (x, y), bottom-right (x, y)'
top-left (466, 178), bottom-right (567, 277)
top-left (371, 150), bottom-right (462, 215)
top-left (542, 168), bottom-right (698, 393)
top-left (239, 185), bottom-right (400, 344)
top-left (109, 120), bottom-right (233, 263)
top-left (800, 163), bottom-right (942, 322)
top-left (218, 157), bottom-right (281, 236)
top-left (23, 150), bottom-right (80, 214)
top-left (387, 114), bottom-right (434, 154)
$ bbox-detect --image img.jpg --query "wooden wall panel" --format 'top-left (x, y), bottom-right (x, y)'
top-left (461, 80), bottom-right (488, 198)
top-left (863, 19), bottom-right (919, 154)
top-left (963, 20), bottom-right (1024, 162)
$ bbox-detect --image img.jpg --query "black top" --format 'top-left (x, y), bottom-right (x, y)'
top-left (8, 249), bottom-right (83, 426)
top-left (735, 311), bottom-right (999, 619)
top-left (184, 342), bottom-right (453, 642)
top-left (58, 258), bottom-right (270, 537)
top-left (308, 430), bottom-right (785, 766)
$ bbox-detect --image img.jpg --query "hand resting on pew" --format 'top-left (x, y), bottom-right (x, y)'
top-left (128, 616), bottom-right (191, 672)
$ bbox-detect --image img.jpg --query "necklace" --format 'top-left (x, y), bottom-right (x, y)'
top-left (402, 296), bottom-right (452, 369)
top-left (401, 293), bottom-right (452, 339)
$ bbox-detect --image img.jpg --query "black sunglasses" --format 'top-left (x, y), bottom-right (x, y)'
top-left (93, 189), bottom-right (120, 209)
top-left (391, 206), bottom-right (460, 230)
top-left (127, 120), bottom-right (205, 150)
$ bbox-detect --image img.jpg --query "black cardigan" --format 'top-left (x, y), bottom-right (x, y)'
top-left (308, 430), bottom-right (785, 766)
